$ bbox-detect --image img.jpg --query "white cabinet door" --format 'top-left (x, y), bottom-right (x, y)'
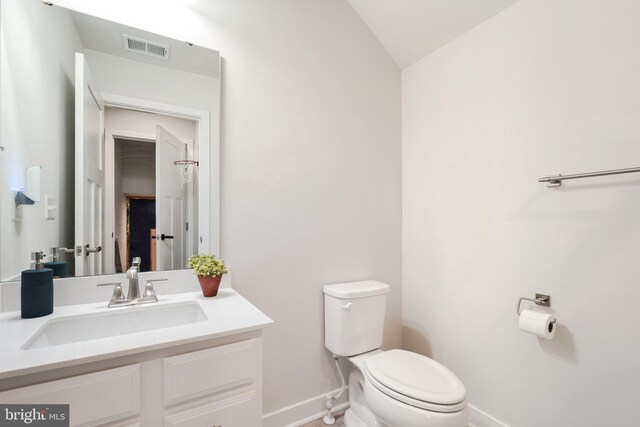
top-left (0, 365), bottom-right (140, 427)
top-left (164, 391), bottom-right (259, 427)
top-left (164, 339), bottom-right (258, 406)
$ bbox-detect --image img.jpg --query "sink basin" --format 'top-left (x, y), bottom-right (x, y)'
top-left (22, 301), bottom-right (207, 349)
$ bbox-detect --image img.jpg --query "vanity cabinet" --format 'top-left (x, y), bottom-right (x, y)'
top-left (0, 336), bottom-right (262, 427)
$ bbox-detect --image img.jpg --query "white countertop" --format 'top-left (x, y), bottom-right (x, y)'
top-left (0, 289), bottom-right (273, 380)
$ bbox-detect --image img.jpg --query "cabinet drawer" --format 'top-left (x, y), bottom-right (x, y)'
top-left (164, 390), bottom-right (258, 427)
top-left (103, 421), bottom-right (140, 427)
top-left (0, 365), bottom-right (140, 427)
top-left (164, 339), bottom-right (258, 406)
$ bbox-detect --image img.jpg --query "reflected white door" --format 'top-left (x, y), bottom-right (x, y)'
top-left (75, 52), bottom-right (105, 276)
top-left (156, 125), bottom-right (186, 270)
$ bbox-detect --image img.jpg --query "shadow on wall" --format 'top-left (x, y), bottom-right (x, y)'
top-left (538, 324), bottom-right (577, 364)
top-left (401, 320), bottom-right (433, 358)
top-left (402, 316), bottom-right (576, 364)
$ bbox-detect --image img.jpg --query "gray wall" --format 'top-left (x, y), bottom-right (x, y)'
top-left (402, 0), bottom-right (640, 425)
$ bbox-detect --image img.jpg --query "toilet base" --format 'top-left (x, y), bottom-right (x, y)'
top-left (344, 408), bottom-right (383, 427)
top-left (344, 369), bottom-right (384, 427)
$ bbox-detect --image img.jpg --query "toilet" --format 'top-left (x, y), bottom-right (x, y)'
top-left (323, 281), bottom-right (468, 427)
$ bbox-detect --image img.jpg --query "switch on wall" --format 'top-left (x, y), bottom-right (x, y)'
top-left (45, 195), bottom-right (57, 220)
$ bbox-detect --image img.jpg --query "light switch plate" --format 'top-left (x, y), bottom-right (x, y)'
top-left (13, 204), bottom-right (22, 222)
top-left (45, 195), bottom-right (57, 220)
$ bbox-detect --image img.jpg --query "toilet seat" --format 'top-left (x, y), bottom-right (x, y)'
top-left (364, 349), bottom-right (467, 413)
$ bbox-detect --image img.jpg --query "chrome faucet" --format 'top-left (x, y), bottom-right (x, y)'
top-left (127, 257), bottom-right (142, 299)
top-left (97, 256), bottom-right (167, 308)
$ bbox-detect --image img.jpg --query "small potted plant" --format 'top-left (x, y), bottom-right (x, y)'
top-left (188, 254), bottom-right (228, 297)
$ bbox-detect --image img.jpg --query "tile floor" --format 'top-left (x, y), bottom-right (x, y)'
top-left (300, 409), bottom-right (346, 427)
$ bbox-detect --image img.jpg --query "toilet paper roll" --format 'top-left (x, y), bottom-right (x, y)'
top-left (519, 309), bottom-right (556, 339)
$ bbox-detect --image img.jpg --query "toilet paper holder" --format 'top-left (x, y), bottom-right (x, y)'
top-left (517, 294), bottom-right (555, 323)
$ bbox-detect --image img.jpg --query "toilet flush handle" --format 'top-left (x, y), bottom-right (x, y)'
top-left (342, 302), bottom-right (353, 311)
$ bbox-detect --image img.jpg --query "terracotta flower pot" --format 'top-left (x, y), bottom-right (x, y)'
top-left (197, 275), bottom-right (222, 297)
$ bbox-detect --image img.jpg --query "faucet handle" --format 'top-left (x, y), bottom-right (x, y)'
top-left (97, 281), bottom-right (121, 287)
top-left (97, 282), bottom-right (125, 306)
top-left (132, 257), bottom-right (141, 268)
top-left (143, 278), bottom-right (166, 301)
top-left (143, 282), bottom-right (155, 298)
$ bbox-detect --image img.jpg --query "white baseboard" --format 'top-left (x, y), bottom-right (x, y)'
top-left (262, 391), bottom-right (506, 427)
top-left (262, 387), bottom-right (350, 427)
top-left (469, 404), bottom-right (510, 427)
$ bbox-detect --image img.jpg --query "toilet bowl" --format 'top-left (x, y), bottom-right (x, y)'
top-left (323, 281), bottom-right (468, 427)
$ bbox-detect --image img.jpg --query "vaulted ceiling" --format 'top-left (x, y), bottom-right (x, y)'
top-left (347, 0), bottom-right (520, 69)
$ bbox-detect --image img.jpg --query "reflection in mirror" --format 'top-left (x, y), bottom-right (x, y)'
top-left (0, 0), bottom-right (220, 281)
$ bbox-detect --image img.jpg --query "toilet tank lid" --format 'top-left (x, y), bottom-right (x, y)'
top-left (323, 280), bottom-right (390, 299)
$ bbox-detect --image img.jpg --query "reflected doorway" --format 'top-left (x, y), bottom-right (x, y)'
top-left (114, 138), bottom-right (156, 271)
top-left (105, 108), bottom-right (198, 275)
top-left (127, 196), bottom-right (156, 272)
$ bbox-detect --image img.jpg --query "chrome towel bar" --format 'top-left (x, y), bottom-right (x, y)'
top-left (539, 166), bottom-right (640, 187)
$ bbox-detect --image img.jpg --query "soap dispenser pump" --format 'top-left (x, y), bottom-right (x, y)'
top-left (21, 251), bottom-right (54, 318)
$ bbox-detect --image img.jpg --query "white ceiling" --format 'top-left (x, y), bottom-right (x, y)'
top-left (347, 0), bottom-right (520, 69)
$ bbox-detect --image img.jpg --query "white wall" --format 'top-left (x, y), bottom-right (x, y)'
top-left (402, 0), bottom-right (640, 426)
top-left (55, 0), bottom-right (403, 415)
top-left (0, 0), bottom-right (81, 280)
top-left (210, 3), bottom-right (402, 413)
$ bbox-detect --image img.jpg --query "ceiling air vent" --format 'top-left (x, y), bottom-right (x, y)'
top-left (122, 34), bottom-right (170, 60)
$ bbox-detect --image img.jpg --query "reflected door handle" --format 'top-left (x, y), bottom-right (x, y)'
top-left (85, 245), bottom-right (102, 256)
top-left (160, 234), bottom-right (174, 241)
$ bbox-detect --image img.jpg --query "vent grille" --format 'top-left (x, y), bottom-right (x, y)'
top-left (123, 34), bottom-right (170, 60)
top-left (127, 38), bottom-right (146, 52)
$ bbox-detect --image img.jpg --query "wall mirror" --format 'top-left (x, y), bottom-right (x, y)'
top-left (0, 0), bottom-right (221, 281)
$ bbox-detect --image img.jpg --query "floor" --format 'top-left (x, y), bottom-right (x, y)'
top-left (300, 409), bottom-right (346, 427)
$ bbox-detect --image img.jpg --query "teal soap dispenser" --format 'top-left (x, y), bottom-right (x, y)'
top-left (21, 251), bottom-right (54, 318)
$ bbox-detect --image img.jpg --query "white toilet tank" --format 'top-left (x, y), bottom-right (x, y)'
top-left (323, 281), bottom-right (390, 357)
